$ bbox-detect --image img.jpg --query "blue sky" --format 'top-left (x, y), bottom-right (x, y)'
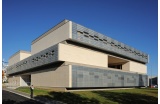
top-left (2, 0), bottom-right (158, 76)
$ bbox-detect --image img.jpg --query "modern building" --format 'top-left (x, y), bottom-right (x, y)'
top-left (6, 20), bottom-right (149, 91)
top-left (148, 76), bottom-right (158, 87)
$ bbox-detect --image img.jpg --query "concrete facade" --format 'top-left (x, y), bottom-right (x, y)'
top-left (129, 61), bottom-right (147, 74)
top-left (31, 20), bottom-right (72, 55)
top-left (8, 76), bottom-right (21, 86)
top-left (9, 51), bottom-right (31, 66)
top-left (6, 20), bottom-right (149, 90)
top-left (31, 65), bottom-right (71, 87)
top-left (58, 43), bottom-right (108, 68)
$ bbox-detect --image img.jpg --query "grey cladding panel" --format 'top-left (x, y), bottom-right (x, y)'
top-left (72, 22), bottom-right (148, 63)
top-left (7, 45), bottom-right (58, 75)
top-left (72, 65), bottom-right (148, 87)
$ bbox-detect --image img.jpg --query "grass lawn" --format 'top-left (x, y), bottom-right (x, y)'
top-left (16, 87), bottom-right (158, 104)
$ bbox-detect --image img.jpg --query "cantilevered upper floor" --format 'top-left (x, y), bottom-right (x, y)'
top-left (7, 42), bottom-right (147, 75)
top-left (31, 19), bottom-right (149, 64)
top-left (6, 19), bottom-right (149, 75)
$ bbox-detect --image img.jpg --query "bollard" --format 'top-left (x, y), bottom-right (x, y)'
top-left (30, 85), bottom-right (34, 98)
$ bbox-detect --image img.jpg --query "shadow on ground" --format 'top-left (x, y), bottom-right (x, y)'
top-left (143, 88), bottom-right (158, 95)
top-left (3, 99), bottom-right (16, 104)
top-left (34, 92), bottom-right (99, 104)
top-left (2, 99), bottom-right (43, 104)
top-left (34, 89), bottom-right (158, 104)
top-left (92, 90), bottom-right (158, 104)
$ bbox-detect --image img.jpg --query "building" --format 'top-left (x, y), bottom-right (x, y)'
top-left (2, 60), bottom-right (8, 83)
top-left (2, 69), bottom-right (7, 83)
top-left (6, 20), bottom-right (149, 91)
top-left (148, 76), bottom-right (158, 87)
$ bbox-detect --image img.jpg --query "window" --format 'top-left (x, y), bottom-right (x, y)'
top-left (137, 53), bottom-right (140, 56)
top-left (103, 39), bottom-right (107, 41)
top-left (50, 50), bottom-right (54, 56)
top-left (44, 53), bottom-right (48, 58)
top-left (99, 38), bottom-right (103, 41)
top-left (94, 35), bottom-right (99, 38)
top-left (83, 31), bottom-right (89, 34)
top-left (108, 65), bottom-right (122, 69)
top-left (134, 51), bottom-right (137, 55)
top-left (124, 47), bottom-right (128, 51)
top-left (114, 44), bottom-right (118, 47)
top-left (110, 42), bottom-right (115, 46)
top-left (118, 45), bottom-right (121, 49)
top-left (89, 35), bottom-right (94, 38)
top-left (84, 34), bottom-right (89, 37)
top-left (32, 58), bottom-right (35, 62)
top-left (121, 46), bottom-right (124, 49)
top-left (129, 49), bottom-right (132, 53)
top-left (77, 31), bottom-right (83, 35)
top-left (103, 39), bottom-right (107, 44)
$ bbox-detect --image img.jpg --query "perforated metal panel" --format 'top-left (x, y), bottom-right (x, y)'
top-left (72, 65), bottom-right (148, 87)
top-left (7, 45), bottom-right (58, 75)
top-left (72, 22), bottom-right (148, 63)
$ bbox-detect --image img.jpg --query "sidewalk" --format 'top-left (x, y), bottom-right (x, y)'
top-left (3, 87), bottom-right (66, 104)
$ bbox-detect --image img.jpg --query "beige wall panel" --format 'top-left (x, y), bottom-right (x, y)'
top-left (9, 51), bottom-right (31, 66)
top-left (31, 65), bottom-right (71, 87)
top-left (8, 76), bottom-right (20, 87)
top-left (122, 62), bottom-right (130, 71)
top-left (31, 21), bottom-right (72, 55)
top-left (58, 44), bottom-right (108, 67)
top-left (129, 61), bottom-right (147, 74)
top-left (20, 52), bottom-right (31, 60)
top-left (8, 54), bottom-right (20, 66)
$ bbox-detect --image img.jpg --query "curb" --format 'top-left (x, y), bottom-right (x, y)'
top-left (3, 89), bottom-right (31, 99)
top-left (3, 88), bottom-right (66, 104)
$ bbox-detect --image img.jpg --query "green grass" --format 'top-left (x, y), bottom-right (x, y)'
top-left (16, 87), bottom-right (158, 104)
top-left (16, 87), bottom-right (51, 96)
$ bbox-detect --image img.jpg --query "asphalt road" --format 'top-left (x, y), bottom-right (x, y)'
top-left (2, 90), bottom-right (43, 104)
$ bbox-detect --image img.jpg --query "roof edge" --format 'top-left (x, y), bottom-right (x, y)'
top-left (31, 19), bottom-right (70, 45)
top-left (9, 50), bottom-right (31, 59)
